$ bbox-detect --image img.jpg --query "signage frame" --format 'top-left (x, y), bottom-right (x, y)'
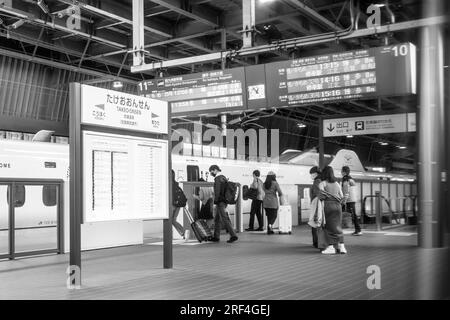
top-left (69, 83), bottom-right (173, 288)
top-left (318, 111), bottom-right (416, 168)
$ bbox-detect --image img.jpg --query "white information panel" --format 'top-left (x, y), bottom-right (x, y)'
top-left (82, 131), bottom-right (169, 222)
top-left (81, 84), bottom-right (168, 134)
top-left (323, 113), bottom-right (416, 137)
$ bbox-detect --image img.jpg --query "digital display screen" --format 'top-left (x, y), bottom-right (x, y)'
top-left (265, 43), bottom-right (416, 108)
top-left (138, 68), bottom-right (247, 116)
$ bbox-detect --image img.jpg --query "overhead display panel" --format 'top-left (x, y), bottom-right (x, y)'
top-left (137, 67), bottom-right (247, 116)
top-left (82, 131), bottom-right (169, 222)
top-left (265, 43), bottom-right (416, 108)
top-left (323, 113), bottom-right (417, 137)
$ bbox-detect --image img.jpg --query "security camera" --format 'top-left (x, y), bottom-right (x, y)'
top-left (10, 19), bottom-right (25, 29)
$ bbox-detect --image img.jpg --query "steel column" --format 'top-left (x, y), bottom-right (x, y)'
top-left (241, 0), bottom-right (256, 48)
top-left (69, 83), bottom-right (82, 287)
top-left (418, 0), bottom-right (446, 249)
top-left (132, 0), bottom-right (145, 67)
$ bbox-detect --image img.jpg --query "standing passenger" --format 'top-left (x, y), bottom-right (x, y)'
top-left (319, 166), bottom-right (347, 254)
top-left (263, 171), bottom-right (283, 235)
top-left (209, 165), bottom-right (238, 243)
top-left (245, 170), bottom-right (265, 231)
top-left (341, 166), bottom-right (362, 236)
top-left (309, 166), bottom-right (322, 248)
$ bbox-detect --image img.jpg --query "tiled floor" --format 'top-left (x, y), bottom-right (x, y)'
top-left (1, 225), bottom-right (449, 300)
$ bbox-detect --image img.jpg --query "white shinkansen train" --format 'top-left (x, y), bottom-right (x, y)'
top-left (0, 139), bottom-right (416, 253)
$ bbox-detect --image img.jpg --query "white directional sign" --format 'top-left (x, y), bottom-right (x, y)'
top-left (81, 84), bottom-right (168, 134)
top-left (323, 113), bottom-right (416, 137)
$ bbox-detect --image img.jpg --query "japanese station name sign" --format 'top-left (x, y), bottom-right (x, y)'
top-left (81, 84), bottom-right (168, 134)
top-left (323, 113), bottom-right (416, 137)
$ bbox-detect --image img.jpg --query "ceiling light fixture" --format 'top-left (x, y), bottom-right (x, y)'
top-left (113, 81), bottom-right (123, 89)
top-left (346, 135), bottom-right (354, 138)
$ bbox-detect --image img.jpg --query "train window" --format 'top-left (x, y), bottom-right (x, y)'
top-left (7, 185), bottom-right (25, 208)
top-left (187, 165), bottom-right (200, 182)
top-left (42, 185), bottom-right (57, 207)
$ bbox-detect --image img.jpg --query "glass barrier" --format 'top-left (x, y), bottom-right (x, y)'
top-left (14, 185), bottom-right (58, 253)
top-left (0, 185), bottom-right (9, 257)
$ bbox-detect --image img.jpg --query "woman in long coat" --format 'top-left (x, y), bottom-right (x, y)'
top-left (319, 166), bottom-right (347, 254)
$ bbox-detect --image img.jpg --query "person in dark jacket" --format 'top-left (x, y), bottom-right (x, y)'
top-left (209, 165), bottom-right (238, 243)
top-left (245, 170), bottom-right (265, 231)
top-left (309, 166), bottom-right (322, 248)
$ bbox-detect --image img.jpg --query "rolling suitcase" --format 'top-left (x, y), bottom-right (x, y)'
top-left (184, 207), bottom-right (212, 242)
top-left (278, 205), bottom-right (292, 234)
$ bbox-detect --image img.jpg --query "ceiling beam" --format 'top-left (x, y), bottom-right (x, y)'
top-left (0, 5), bottom-right (127, 49)
top-left (149, 0), bottom-right (220, 28)
top-left (0, 47), bottom-right (137, 84)
top-left (57, 0), bottom-right (173, 38)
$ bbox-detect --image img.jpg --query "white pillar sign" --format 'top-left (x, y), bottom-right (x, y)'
top-left (81, 84), bottom-right (168, 134)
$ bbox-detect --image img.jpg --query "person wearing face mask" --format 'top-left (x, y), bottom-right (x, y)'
top-left (309, 166), bottom-right (322, 248)
top-left (208, 165), bottom-right (238, 243)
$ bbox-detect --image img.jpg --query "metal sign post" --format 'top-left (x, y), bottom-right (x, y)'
top-left (68, 83), bottom-right (172, 289)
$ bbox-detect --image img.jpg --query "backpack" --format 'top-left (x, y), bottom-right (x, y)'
top-left (173, 184), bottom-right (187, 207)
top-left (224, 180), bottom-right (239, 204)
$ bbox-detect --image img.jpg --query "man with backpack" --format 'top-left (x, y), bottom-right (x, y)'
top-left (209, 165), bottom-right (238, 243)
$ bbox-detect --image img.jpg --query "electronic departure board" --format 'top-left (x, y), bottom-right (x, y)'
top-left (138, 67), bottom-right (248, 116)
top-left (265, 43), bottom-right (416, 108)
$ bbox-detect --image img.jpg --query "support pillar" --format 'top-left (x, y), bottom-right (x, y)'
top-left (241, 0), bottom-right (256, 48)
top-left (132, 0), bottom-right (145, 66)
top-left (418, 0), bottom-right (446, 248)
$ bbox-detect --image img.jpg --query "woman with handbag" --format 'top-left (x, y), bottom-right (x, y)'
top-left (245, 170), bottom-right (265, 231)
top-left (263, 171), bottom-right (283, 235)
top-left (319, 166), bottom-right (347, 255)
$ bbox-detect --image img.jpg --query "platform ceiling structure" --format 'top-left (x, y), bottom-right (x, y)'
top-left (0, 0), bottom-right (447, 170)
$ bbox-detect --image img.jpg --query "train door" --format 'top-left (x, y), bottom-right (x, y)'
top-left (186, 165), bottom-right (200, 182)
top-left (0, 184), bottom-right (9, 259)
top-left (0, 180), bottom-right (64, 260)
top-left (186, 165), bottom-right (200, 218)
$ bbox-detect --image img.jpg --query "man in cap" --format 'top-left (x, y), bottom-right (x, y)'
top-left (209, 165), bottom-right (238, 243)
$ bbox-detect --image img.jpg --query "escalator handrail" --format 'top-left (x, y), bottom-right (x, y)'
top-left (362, 194), bottom-right (399, 224)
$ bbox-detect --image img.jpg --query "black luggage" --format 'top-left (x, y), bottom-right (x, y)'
top-left (184, 207), bottom-right (212, 242)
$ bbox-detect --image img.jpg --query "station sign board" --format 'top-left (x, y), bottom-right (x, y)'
top-left (138, 67), bottom-right (250, 116)
top-left (81, 84), bottom-right (168, 134)
top-left (265, 43), bottom-right (416, 108)
top-left (323, 113), bottom-right (416, 137)
top-left (77, 84), bottom-right (170, 222)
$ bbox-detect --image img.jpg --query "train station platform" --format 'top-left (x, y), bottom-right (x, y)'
top-left (1, 225), bottom-right (449, 300)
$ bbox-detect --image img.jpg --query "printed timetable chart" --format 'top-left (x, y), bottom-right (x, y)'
top-left (265, 43), bottom-right (416, 107)
top-left (83, 131), bottom-right (169, 223)
top-left (137, 67), bottom-right (247, 116)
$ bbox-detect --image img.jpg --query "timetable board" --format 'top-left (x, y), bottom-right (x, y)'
top-left (138, 67), bottom-right (248, 116)
top-left (82, 131), bottom-right (169, 222)
top-left (264, 43), bottom-right (416, 107)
